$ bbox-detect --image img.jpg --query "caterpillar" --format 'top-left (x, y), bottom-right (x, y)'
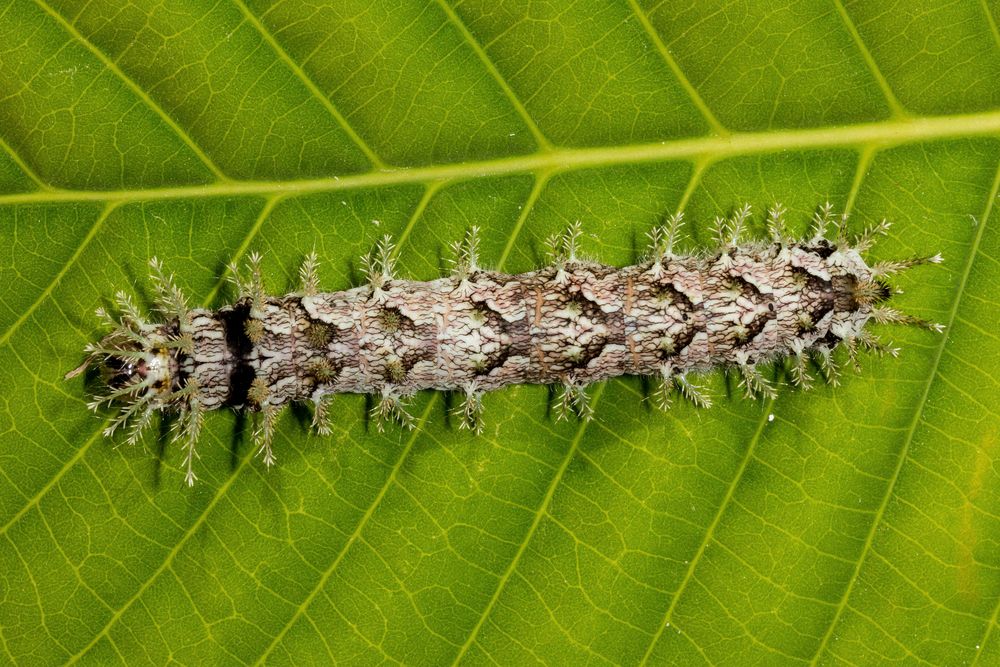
top-left (67, 204), bottom-right (942, 485)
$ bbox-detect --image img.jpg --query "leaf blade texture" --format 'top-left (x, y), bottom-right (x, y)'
top-left (1, 1), bottom-right (999, 664)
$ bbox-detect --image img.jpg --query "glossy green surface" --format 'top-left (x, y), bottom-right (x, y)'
top-left (1, 1), bottom-right (999, 664)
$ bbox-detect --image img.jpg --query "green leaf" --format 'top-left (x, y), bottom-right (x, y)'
top-left (1, 1), bottom-right (999, 664)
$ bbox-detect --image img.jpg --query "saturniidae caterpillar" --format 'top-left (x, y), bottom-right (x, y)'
top-left (67, 204), bottom-right (942, 485)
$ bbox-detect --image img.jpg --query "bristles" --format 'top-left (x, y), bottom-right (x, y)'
top-left (175, 401), bottom-right (204, 487)
top-left (163, 333), bottom-right (194, 353)
top-left (674, 373), bottom-right (712, 409)
top-left (563, 221), bottom-right (584, 262)
top-left (125, 405), bottom-right (157, 446)
top-left (647, 212), bottom-right (684, 265)
top-left (813, 347), bottom-right (840, 386)
top-left (556, 379), bottom-right (592, 421)
top-left (83, 345), bottom-right (147, 360)
top-left (844, 337), bottom-right (862, 372)
top-left (710, 203), bottom-right (753, 249)
top-left (114, 291), bottom-right (147, 329)
top-left (247, 252), bottom-right (265, 316)
top-left (835, 212), bottom-right (850, 247)
top-left (228, 252), bottom-right (266, 315)
top-left (810, 202), bottom-right (835, 241)
top-left (457, 383), bottom-right (485, 433)
top-left (736, 359), bottom-right (777, 400)
top-left (871, 254), bottom-right (943, 276)
top-left (654, 365), bottom-right (674, 410)
top-left (547, 221), bottom-right (585, 267)
top-left (852, 280), bottom-right (892, 307)
top-left (167, 378), bottom-right (201, 402)
top-left (372, 388), bottom-right (414, 431)
top-left (362, 235), bottom-right (397, 297)
top-left (254, 404), bottom-right (280, 468)
top-left (711, 215), bottom-right (728, 248)
top-left (856, 330), bottom-right (900, 358)
top-left (149, 257), bottom-right (189, 322)
top-left (652, 364), bottom-right (714, 410)
top-left (790, 349), bottom-right (813, 390)
top-left (312, 395), bottom-right (334, 436)
top-left (103, 394), bottom-right (152, 439)
top-left (729, 203), bottom-right (752, 245)
top-left (450, 226), bottom-right (482, 287)
top-left (299, 251), bottom-right (320, 296)
top-left (872, 307), bottom-right (945, 332)
top-left (95, 306), bottom-right (118, 330)
top-left (855, 219), bottom-right (891, 252)
top-left (766, 203), bottom-right (788, 242)
top-left (88, 376), bottom-right (154, 411)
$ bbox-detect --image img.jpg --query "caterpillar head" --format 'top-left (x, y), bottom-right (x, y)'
top-left (842, 245), bottom-right (944, 333)
top-left (799, 239), bottom-right (944, 367)
top-left (65, 292), bottom-right (194, 443)
top-left (93, 329), bottom-right (182, 397)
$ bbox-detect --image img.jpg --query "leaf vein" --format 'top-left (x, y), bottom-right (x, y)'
top-left (31, 0), bottom-right (228, 180)
top-left (810, 156), bottom-right (1000, 666)
top-left (624, 0), bottom-right (726, 136)
top-left (2, 113), bottom-right (997, 207)
top-left (639, 397), bottom-right (777, 664)
top-left (831, 0), bottom-right (908, 118)
top-left (449, 386), bottom-right (606, 664)
top-left (434, 0), bottom-right (552, 151)
top-left (228, 0), bottom-right (386, 169)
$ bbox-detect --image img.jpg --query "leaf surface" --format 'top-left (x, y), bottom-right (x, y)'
top-left (1, 1), bottom-right (999, 664)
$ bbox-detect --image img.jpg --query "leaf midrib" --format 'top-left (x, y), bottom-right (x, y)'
top-left (4, 111), bottom-right (999, 206)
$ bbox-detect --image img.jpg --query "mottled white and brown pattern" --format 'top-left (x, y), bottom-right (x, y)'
top-left (68, 205), bottom-right (942, 485)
